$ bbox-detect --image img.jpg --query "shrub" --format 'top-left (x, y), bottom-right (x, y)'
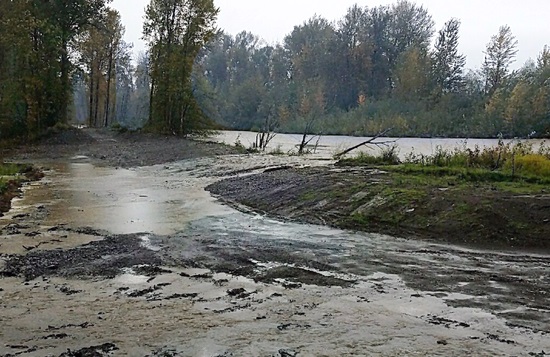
top-left (341, 145), bottom-right (401, 166)
top-left (509, 154), bottom-right (550, 178)
top-left (111, 122), bottom-right (128, 134)
top-left (0, 163), bottom-right (20, 176)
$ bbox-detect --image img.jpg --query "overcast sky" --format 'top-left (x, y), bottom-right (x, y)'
top-left (111, 0), bottom-right (549, 70)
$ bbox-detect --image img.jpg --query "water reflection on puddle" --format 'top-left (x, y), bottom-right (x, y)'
top-left (18, 160), bottom-right (232, 235)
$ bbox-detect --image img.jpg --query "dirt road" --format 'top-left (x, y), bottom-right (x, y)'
top-left (0, 129), bottom-right (548, 356)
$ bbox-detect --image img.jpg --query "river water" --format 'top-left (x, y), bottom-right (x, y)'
top-left (1, 146), bottom-right (549, 355)
top-left (212, 130), bottom-right (547, 158)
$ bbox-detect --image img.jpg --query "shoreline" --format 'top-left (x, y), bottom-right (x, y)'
top-left (207, 165), bottom-right (550, 253)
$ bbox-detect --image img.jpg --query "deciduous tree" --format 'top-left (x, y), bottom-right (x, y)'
top-left (482, 25), bottom-right (518, 94)
top-left (432, 19), bottom-right (466, 94)
top-left (143, 0), bottom-right (219, 135)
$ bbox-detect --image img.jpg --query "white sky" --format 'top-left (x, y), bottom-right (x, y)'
top-left (111, 0), bottom-right (550, 70)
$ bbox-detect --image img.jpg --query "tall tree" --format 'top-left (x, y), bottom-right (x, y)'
top-left (39, 0), bottom-right (111, 123)
top-left (387, 1), bottom-right (434, 67)
top-left (78, 10), bottom-right (126, 128)
top-left (482, 25), bottom-right (518, 94)
top-left (337, 5), bottom-right (371, 108)
top-left (394, 46), bottom-right (431, 102)
top-left (365, 6), bottom-right (393, 97)
top-left (432, 19), bottom-right (466, 94)
top-left (102, 10), bottom-right (126, 127)
top-left (143, 0), bottom-right (219, 135)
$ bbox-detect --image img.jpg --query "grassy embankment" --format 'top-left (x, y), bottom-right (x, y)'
top-left (0, 163), bottom-right (43, 215)
top-left (0, 163), bottom-right (21, 192)
top-left (329, 140), bottom-right (550, 249)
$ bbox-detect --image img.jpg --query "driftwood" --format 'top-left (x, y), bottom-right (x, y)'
top-left (254, 131), bottom-right (276, 151)
top-left (334, 128), bottom-right (394, 159)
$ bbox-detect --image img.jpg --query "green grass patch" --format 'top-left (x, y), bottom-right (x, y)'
top-left (0, 163), bottom-right (24, 194)
top-left (0, 163), bottom-right (21, 176)
top-left (300, 191), bottom-right (319, 201)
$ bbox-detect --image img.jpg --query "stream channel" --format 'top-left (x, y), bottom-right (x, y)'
top-left (0, 152), bottom-right (549, 356)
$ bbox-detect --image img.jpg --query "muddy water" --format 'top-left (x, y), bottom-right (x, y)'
top-left (212, 130), bottom-right (546, 158)
top-left (1, 154), bottom-right (549, 356)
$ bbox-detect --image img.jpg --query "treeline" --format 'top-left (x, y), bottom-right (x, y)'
top-left (2, 0), bottom-right (548, 141)
top-left (0, 0), bottom-right (140, 139)
top-left (195, 1), bottom-right (550, 138)
top-left (0, 0), bottom-right (218, 141)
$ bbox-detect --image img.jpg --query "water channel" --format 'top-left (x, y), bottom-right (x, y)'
top-left (0, 134), bottom-right (549, 356)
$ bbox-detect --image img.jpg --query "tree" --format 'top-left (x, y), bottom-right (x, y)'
top-left (394, 46), bottom-right (431, 102)
top-left (337, 5), bottom-right (371, 109)
top-left (39, 0), bottom-right (111, 123)
top-left (114, 43), bottom-right (135, 127)
top-left (143, 0), bottom-right (219, 135)
top-left (78, 9), bottom-right (127, 128)
top-left (505, 81), bottom-right (532, 135)
top-left (1, 1), bottom-right (65, 137)
top-left (432, 19), bottom-right (466, 94)
top-left (364, 6), bottom-right (393, 97)
top-left (482, 25), bottom-right (518, 94)
top-left (130, 52), bottom-right (152, 128)
top-left (387, 1), bottom-right (434, 69)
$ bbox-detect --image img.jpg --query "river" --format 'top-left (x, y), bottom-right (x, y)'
top-left (212, 130), bottom-right (547, 158)
top-left (0, 137), bottom-right (549, 356)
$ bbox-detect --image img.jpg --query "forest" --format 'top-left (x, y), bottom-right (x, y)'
top-left (1, 0), bottom-right (549, 141)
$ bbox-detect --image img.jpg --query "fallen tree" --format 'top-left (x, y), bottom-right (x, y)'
top-left (334, 128), bottom-right (395, 159)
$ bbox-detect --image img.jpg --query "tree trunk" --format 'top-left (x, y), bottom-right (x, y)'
top-left (94, 73), bottom-right (100, 127)
top-left (334, 128), bottom-right (393, 158)
top-left (88, 61), bottom-right (95, 127)
top-left (60, 39), bottom-right (70, 124)
top-left (104, 46), bottom-right (114, 127)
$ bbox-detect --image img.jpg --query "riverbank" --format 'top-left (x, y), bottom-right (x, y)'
top-left (0, 165), bottom-right (44, 216)
top-left (207, 164), bottom-right (550, 252)
top-left (6, 127), bottom-right (549, 252)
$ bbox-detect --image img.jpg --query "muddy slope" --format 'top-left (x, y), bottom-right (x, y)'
top-left (207, 166), bottom-right (550, 252)
top-left (7, 127), bottom-right (240, 167)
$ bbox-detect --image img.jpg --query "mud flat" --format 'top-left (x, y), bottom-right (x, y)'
top-left (0, 129), bottom-right (549, 356)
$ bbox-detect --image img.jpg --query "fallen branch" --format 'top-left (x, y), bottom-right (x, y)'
top-left (334, 128), bottom-right (394, 159)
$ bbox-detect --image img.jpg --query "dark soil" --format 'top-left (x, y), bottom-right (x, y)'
top-left (6, 127), bottom-right (240, 168)
top-left (4, 233), bottom-right (161, 281)
top-left (207, 166), bottom-right (550, 252)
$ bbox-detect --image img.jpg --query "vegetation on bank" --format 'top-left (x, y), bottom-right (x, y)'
top-left (339, 139), bottom-right (550, 184)
top-left (326, 141), bottom-right (550, 248)
top-left (0, 164), bottom-right (20, 194)
top-left (0, 163), bottom-right (44, 215)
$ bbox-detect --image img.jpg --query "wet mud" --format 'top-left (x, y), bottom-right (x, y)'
top-left (1, 129), bottom-right (549, 356)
